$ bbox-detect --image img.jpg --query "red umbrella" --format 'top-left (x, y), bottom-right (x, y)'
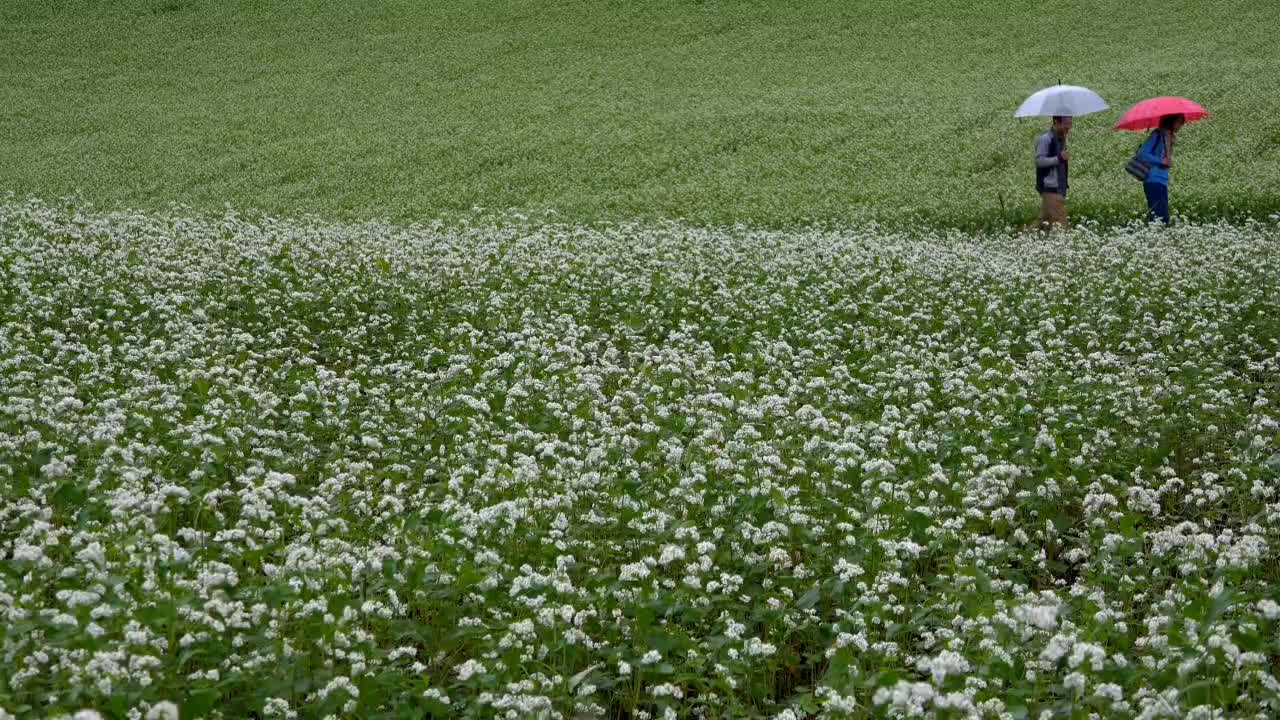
top-left (1114, 96), bottom-right (1209, 131)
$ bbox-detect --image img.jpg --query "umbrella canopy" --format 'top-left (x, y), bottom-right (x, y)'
top-left (1114, 96), bottom-right (1209, 130)
top-left (1015, 85), bottom-right (1109, 118)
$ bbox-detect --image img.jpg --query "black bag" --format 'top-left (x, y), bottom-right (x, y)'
top-left (1125, 155), bottom-right (1152, 182)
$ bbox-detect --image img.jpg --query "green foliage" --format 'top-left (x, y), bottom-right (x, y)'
top-left (3, 200), bottom-right (1280, 718)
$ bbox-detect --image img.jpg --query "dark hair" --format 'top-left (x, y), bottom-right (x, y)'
top-left (1052, 115), bottom-right (1069, 124)
top-left (1159, 114), bottom-right (1185, 130)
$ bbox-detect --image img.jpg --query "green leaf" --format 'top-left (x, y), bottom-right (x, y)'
top-left (1201, 583), bottom-right (1235, 634)
top-left (185, 688), bottom-right (220, 719)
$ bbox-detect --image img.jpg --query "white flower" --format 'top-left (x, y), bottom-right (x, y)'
top-left (455, 659), bottom-right (487, 681)
top-left (1257, 599), bottom-right (1280, 620)
top-left (262, 698), bottom-right (296, 720)
top-left (422, 688), bottom-right (451, 705)
top-left (650, 683), bottom-right (684, 699)
top-left (1015, 603), bottom-right (1059, 631)
top-left (916, 650), bottom-right (971, 685)
top-left (1035, 427), bottom-right (1056, 450)
top-left (619, 561), bottom-right (651, 582)
top-left (1093, 683), bottom-right (1124, 702)
top-left (874, 681), bottom-right (936, 714)
top-left (657, 544), bottom-right (685, 565)
top-left (145, 702), bottom-right (180, 720)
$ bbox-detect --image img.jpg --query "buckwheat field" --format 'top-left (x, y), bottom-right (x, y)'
top-left (3, 197), bottom-right (1280, 719)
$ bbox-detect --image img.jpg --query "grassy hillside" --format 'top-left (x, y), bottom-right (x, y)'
top-left (2, 0), bottom-right (1277, 227)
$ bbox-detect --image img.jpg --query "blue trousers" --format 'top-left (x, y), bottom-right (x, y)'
top-left (1144, 182), bottom-right (1169, 224)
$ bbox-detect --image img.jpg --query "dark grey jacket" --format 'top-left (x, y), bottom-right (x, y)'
top-left (1035, 130), bottom-right (1069, 196)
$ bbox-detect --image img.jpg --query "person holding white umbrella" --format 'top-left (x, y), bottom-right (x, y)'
top-left (1015, 84), bottom-right (1108, 229)
top-left (1033, 116), bottom-right (1073, 227)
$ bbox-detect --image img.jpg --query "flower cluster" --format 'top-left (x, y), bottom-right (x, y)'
top-left (2, 197), bottom-right (1279, 718)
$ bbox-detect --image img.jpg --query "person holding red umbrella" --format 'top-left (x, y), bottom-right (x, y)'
top-left (1135, 114), bottom-right (1185, 223)
top-left (1117, 97), bottom-right (1210, 224)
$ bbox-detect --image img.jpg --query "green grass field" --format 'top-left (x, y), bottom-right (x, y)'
top-left (7, 3), bottom-right (1280, 718)
top-left (2, 0), bottom-right (1278, 228)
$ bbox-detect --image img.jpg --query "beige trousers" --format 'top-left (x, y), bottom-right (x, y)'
top-left (1034, 192), bottom-right (1068, 228)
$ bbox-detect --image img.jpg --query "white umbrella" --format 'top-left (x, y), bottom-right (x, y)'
top-left (1015, 84), bottom-right (1108, 118)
